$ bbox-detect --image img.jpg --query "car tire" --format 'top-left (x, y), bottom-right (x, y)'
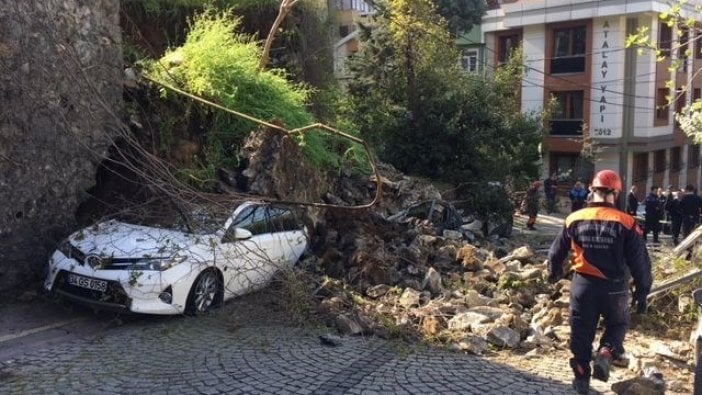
top-left (185, 269), bottom-right (222, 315)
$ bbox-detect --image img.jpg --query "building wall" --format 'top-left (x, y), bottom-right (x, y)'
top-left (0, 0), bottom-right (122, 296)
top-left (521, 25), bottom-right (545, 113)
top-left (484, 1), bottom-right (702, 194)
top-left (589, 16), bottom-right (624, 140)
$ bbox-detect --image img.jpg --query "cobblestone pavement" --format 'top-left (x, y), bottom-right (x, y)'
top-left (0, 293), bottom-right (590, 395)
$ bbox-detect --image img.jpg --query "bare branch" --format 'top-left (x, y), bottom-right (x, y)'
top-left (259, 0), bottom-right (301, 71)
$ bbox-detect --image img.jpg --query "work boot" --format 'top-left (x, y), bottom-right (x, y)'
top-left (570, 359), bottom-right (591, 394)
top-left (611, 354), bottom-right (629, 368)
top-left (572, 377), bottom-right (590, 394)
top-left (592, 347), bottom-right (613, 382)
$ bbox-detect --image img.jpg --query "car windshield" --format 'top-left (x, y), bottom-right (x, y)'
top-left (174, 206), bottom-right (230, 235)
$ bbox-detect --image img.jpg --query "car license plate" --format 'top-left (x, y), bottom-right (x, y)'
top-left (67, 273), bottom-right (107, 292)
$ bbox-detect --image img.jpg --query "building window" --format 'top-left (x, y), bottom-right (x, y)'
top-left (654, 149), bottom-right (666, 173)
top-left (659, 22), bottom-right (672, 57)
top-left (696, 30), bottom-right (702, 59)
top-left (671, 147), bottom-right (681, 171)
top-left (679, 27), bottom-right (689, 71)
top-left (551, 153), bottom-right (578, 181)
top-left (550, 91), bottom-right (584, 135)
top-left (690, 144), bottom-right (700, 168)
top-left (551, 26), bottom-right (586, 73)
top-left (656, 88), bottom-right (670, 123)
top-left (694, 88), bottom-right (701, 101)
top-left (461, 50), bottom-right (478, 72)
top-left (336, 0), bottom-right (371, 12)
top-left (498, 33), bottom-right (520, 65)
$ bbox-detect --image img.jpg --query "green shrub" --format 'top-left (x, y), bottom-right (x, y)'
top-left (144, 9), bottom-right (362, 188)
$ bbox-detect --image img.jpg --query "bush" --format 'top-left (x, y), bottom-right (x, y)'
top-left (144, 10), bottom-right (352, 187)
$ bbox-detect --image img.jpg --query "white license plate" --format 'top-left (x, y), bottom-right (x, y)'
top-left (67, 274), bottom-right (107, 292)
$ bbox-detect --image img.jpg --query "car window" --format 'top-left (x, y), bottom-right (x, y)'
top-left (268, 207), bottom-right (301, 232)
top-left (228, 205), bottom-right (270, 236)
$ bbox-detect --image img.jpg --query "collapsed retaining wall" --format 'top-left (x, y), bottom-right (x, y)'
top-left (0, 0), bottom-right (122, 296)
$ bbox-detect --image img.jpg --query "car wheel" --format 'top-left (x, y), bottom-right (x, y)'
top-left (186, 269), bottom-right (221, 315)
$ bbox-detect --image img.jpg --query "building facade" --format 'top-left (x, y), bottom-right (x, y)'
top-left (331, 0), bottom-right (374, 80)
top-left (482, 0), bottom-right (702, 199)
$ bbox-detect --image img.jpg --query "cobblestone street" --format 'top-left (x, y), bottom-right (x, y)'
top-left (0, 291), bottom-right (594, 395)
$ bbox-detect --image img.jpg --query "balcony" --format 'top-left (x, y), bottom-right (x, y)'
top-left (551, 56), bottom-right (585, 74)
top-left (487, 0), bottom-right (519, 10)
top-left (550, 120), bottom-right (583, 136)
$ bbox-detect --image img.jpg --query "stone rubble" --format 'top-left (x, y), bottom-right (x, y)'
top-left (231, 131), bottom-right (696, 393)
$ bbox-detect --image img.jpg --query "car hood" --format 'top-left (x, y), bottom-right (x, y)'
top-left (68, 220), bottom-right (203, 258)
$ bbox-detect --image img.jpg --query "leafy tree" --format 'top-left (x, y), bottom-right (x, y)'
top-left (433, 0), bottom-right (486, 36)
top-left (345, 0), bottom-right (542, 186)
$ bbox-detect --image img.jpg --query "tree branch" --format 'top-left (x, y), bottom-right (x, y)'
top-left (259, 0), bottom-right (300, 71)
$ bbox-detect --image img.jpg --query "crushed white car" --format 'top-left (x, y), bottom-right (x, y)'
top-left (44, 201), bottom-right (308, 315)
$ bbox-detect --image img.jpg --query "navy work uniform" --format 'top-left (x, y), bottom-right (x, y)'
top-left (547, 202), bottom-right (652, 381)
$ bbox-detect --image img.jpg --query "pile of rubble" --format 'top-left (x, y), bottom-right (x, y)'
top-left (234, 128), bottom-right (694, 393)
top-left (299, 210), bottom-right (696, 392)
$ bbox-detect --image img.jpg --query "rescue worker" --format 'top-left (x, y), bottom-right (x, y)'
top-left (546, 170), bottom-right (652, 394)
top-left (525, 181), bottom-right (541, 230)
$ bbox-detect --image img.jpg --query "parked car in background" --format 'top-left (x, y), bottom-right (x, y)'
top-left (45, 202), bottom-right (308, 315)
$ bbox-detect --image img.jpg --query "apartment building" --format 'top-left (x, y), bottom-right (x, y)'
top-left (482, 0), bottom-right (702, 197)
top-left (331, 0), bottom-right (374, 80)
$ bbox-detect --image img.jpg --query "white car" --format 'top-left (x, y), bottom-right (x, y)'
top-left (44, 202), bottom-right (308, 315)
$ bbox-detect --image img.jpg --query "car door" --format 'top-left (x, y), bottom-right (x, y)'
top-left (266, 206), bottom-right (307, 266)
top-left (219, 204), bottom-right (279, 296)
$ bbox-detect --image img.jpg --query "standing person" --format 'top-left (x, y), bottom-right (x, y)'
top-left (626, 185), bottom-right (639, 216)
top-left (679, 184), bottom-right (702, 238)
top-left (569, 181), bottom-right (588, 212)
top-left (525, 181), bottom-right (542, 230)
top-left (644, 186), bottom-right (663, 243)
top-left (544, 173), bottom-right (558, 214)
top-left (546, 169), bottom-right (652, 394)
top-left (666, 190), bottom-right (683, 245)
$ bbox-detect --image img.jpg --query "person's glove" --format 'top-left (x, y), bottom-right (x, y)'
top-left (543, 260), bottom-right (560, 284)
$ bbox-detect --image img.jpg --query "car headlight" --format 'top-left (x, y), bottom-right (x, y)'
top-left (130, 255), bottom-right (187, 271)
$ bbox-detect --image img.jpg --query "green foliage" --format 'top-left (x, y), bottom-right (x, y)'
top-left (432, 0), bottom-right (486, 36)
top-left (345, 3), bottom-right (541, 186)
top-left (144, 10), bottom-right (355, 188)
top-left (123, 0), bottom-right (278, 13)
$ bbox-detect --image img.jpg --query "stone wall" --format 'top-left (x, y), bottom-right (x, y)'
top-left (0, 0), bottom-right (122, 297)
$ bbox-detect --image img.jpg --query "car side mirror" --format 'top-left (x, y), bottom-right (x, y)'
top-left (232, 228), bottom-right (252, 240)
top-left (222, 227), bottom-right (252, 243)
top-left (694, 288), bottom-right (702, 308)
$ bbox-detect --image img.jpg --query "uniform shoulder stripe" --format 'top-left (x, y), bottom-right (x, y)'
top-left (565, 207), bottom-right (636, 227)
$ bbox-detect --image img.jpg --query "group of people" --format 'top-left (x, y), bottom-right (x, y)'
top-left (627, 184), bottom-right (702, 245)
top-left (522, 174), bottom-right (590, 230)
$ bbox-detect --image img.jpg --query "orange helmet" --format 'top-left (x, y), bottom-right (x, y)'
top-left (591, 169), bottom-right (622, 192)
